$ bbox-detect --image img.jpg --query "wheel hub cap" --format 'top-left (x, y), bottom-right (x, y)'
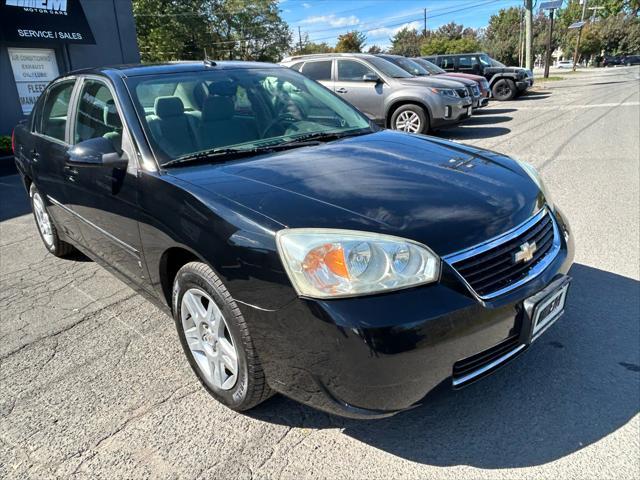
top-left (181, 288), bottom-right (239, 390)
top-left (395, 111), bottom-right (421, 133)
top-left (32, 192), bottom-right (54, 247)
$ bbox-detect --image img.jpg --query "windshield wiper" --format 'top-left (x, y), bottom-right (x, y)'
top-left (275, 128), bottom-right (371, 146)
top-left (162, 141), bottom-right (323, 169)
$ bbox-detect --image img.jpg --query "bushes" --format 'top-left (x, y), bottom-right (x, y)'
top-left (0, 136), bottom-right (12, 156)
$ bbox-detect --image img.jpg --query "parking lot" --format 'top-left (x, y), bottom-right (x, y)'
top-left (1, 66), bottom-right (638, 479)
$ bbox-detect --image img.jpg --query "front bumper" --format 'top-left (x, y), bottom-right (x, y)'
top-left (240, 208), bottom-right (575, 419)
top-left (432, 98), bottom-right (473, 127)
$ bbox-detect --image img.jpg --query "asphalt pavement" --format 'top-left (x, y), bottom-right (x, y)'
top-left (1, 67), bottom-right (639, 480)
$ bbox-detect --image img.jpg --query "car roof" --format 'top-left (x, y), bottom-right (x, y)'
top-left (63, 60), bottom-right (283, 79)
top-left (281, 53), bottom-right (379, 63)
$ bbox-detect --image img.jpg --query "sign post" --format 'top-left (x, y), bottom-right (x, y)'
top-left (540, 0), bottom-right (564, 78)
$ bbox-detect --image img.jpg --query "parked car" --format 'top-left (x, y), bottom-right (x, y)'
top-left (556, 60), bottom-right (574, 69)
top-left (13, 61), bottom-right (574, 419)
top-left (280, 53), bottom-right (473, 134)
top-left (374, 54), bottom-right (486, 109)
top-left (621, 54), bottom-right (640, 66)
top-left (424, 52), bottom-right (533, 101)
top-left (602, 55), bottom-right (622, 67)
top-left (411, 57), bottom-right (490, 105)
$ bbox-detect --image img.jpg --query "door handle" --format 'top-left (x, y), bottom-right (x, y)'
top-left (64, 165), bottom-right (79, 181)
top-left (30, 149), bottom-right (40, 163)
top-left (336, 87), bottom-right (348, 94)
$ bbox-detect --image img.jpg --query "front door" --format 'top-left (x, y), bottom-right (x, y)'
top-left (66, 77), bottom-right (148, 285)
top-left (334, 59), bottom-right (385, 122)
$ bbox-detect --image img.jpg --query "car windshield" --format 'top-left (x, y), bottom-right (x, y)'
top-left (412, 58), bottom-right (445, 75)
top-left (126, 67), bottom-right (372, 165)
top-left (385, 56), bottom-right (429, 76)
top-left (367, 57), bottom-right (413, 78)
top-left (479, 54), bottom-right (506, 68)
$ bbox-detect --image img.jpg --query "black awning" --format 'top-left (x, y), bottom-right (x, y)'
top-left (0, 1), bottom-right (95, 44)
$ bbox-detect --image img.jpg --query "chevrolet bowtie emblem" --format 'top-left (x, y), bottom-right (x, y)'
top-left (514, 241), bottom-right (537, 264)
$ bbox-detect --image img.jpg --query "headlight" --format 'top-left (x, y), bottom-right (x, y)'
top-left (430, 87), bottom-right (459, 98)
top-left (518, 161), bottom-right (554, 209)
top-left (276, 229), bottom-right (440, 298)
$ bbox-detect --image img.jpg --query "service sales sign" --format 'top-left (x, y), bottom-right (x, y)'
top-left (0, 0), bottom-right (95, 44)
top-left (8, 48), bottom-right (59, 114)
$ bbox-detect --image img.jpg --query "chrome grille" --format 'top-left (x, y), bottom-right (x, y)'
top-left (452, 336), bottom-right (524, 387)
top-left (444, 209), bottom-right (560, 299)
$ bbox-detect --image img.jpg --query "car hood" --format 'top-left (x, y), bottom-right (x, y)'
top-left (438, 72), bottom-right (487, 83)
top-left (169, 130), bottom-right (544, 256)
top-left (398, 76), bottom-right (467, 89)
top-left (487, 66), bottom-right (526, 76)
top-left (436, 74), bottom-right (476, 87)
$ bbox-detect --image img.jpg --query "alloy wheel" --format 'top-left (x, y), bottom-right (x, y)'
top-left (395, 111), bottom-right (421, 133)
top-left (180, 288), bottom-right (239, 390)
top-left (32, 192), bottom-right (54, 248)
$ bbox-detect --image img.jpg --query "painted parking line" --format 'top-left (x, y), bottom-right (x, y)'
top-left (489, 101), bottom-right (640, 111)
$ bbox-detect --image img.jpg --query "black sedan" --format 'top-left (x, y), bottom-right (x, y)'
top-left (12, 61), bottom-right (574, 419)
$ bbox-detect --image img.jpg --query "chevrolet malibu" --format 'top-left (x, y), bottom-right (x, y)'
top-left (12, 61), bottom-right (574, 419)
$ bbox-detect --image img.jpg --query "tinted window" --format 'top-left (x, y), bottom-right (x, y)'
top-left (385, 56), bottom-right (427, 76)
top-left (301, 61), bottom-right (332, 81)
top-left (367, 57), bottom-right (413, 78)
top-left (39, 80), bottom-right (75, 142)
top-left (441, 56), bottom-right (455, 69)
top-left (458, 56), bottom-right (472, 68)
top-left (74, 80), bottom-right (123, 145)
top-left (290, 62), bottom-right (304, 72)
top-left (337, 60), bottom-right (375, 81)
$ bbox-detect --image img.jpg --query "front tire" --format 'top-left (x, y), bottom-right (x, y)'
top-left (492, 79), bottom-right (516, 101)
top-left (391, 104), bottom-right (429, 134)
top-left (172, 261), bottom-right (273, 411)
top-left (29, 184), bottom-right (75, 257)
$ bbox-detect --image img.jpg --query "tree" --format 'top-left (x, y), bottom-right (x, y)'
top-left (483, 7), bottom-right (524, 66)
top-left (436, 22), bottom-right (464, 40)
top-left (335, 31), bottom-right (367, 52)
top-left (133, 0), bottom-right (291, 62)
top-left (291, 33), bottom-right (333, 55)
top-left (390, 27), bottom-right (422, 57)
top-left (367, 45), bottom-right (383, 54)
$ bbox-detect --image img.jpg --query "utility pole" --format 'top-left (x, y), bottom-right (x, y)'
top-left (423, 8), bottom-right (427, 36)
top-left (518, 6), bottom-right (525, 67)
top-left (544, 8), bottom-right (555, 78)
top-left (524, 0), bottom-right (533, 70)
top-left (572, 0), bottom-right (589, 71)
top-left (298, 26), bottom-right (303, 53)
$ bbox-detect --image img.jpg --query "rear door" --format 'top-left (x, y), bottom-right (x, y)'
top-left (67, 76), bottom-right (147, 285)
top-left (334, 59), bottom-right (385, 122)
top-left (456, 55), bottom-right (481, 75)
top-left (299, 59), bottom-right (333, 90)
top-left (31, 78), bottom-right (84, 243)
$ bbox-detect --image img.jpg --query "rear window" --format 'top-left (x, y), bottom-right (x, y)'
top-left (301, 61), bottom-right (332, 81)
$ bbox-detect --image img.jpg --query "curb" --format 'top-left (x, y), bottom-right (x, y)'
top-left (0, 155), bottom-right (17, 176)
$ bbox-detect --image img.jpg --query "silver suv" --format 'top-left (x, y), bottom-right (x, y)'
top-left (280, 53), bottom-right (473, 134)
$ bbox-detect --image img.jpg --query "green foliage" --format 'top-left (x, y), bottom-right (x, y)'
top-left (420, 36), bottom-right (481, 55)
top-left (292, 32), bottom-right (333, 55)
top-left (335, 31), bottom-right (367, 53)
top-left (483, 6), bottom-right (523, 66)
top-left (133, 0), bottom-right (291, 62)
top-left (0, 136), bottom-right (11, 156)
top-left (389, 27), bottom-right (422, 57)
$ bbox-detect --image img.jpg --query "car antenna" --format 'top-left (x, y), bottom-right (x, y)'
top-left (204, 49), bottom-right (216, 67)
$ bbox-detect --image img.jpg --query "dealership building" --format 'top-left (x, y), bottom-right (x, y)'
top-left (0, 0), bottom-right (140, 135)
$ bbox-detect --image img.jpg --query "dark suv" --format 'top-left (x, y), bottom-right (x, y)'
top-left (424, 53), bottom-right (534, 101)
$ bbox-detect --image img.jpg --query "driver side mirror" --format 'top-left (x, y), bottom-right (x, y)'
top-left (66, 136), bottom-right (128, 169)
top-left (362, 73), bottom-right (380, 83)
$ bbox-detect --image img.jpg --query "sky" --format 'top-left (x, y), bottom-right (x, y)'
top-left (279, 0), bottom-right (526, 50)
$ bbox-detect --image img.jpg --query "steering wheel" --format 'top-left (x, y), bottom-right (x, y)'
top-left (261, 111), bottom-right (298, 138)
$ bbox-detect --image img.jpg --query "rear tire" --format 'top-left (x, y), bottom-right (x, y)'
top-left (390, 104), bottom-right (429, 134)
top-left (492, 79), bottom-right (516, 101)
top-left (29, 184), bottom-right (75, 257)
top-left (172, 261), bottom-right (273, 411)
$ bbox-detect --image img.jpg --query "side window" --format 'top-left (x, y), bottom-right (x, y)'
top-left (458, 56), bottom-right (473, 68)
top-left (74, 80), bottom-right (123, 146)
top-left (290, 62), bottom-right (304, 72)
top-left (337, 60), bottom-right (375, 82)
top-left (301, 60), bottom-right (332, 81)
top-left (39, 80), bottom-right (75, 142)
top-left (441, 56), bottom-right (454, 69)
